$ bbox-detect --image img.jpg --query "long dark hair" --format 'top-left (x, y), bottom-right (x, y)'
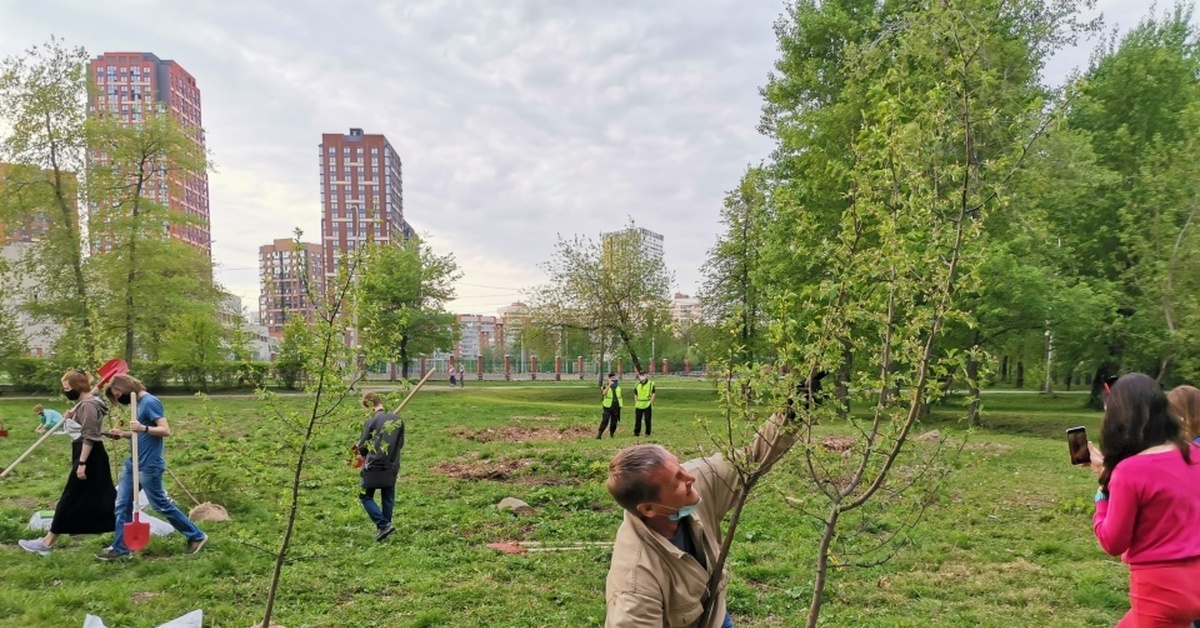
top-left (1099, 373), bottom-right (1192, 492)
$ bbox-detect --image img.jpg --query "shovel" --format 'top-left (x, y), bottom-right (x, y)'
top-left (96, 358), bottom-right (128, 390)
top-left (124, 391), bottom-right (150, 552)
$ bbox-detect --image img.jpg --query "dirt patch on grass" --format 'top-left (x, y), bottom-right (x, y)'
top-left (964, 442), bottom-right (1012, 456)
top-left (454, 425), bottom-right (592, 443)
top-left (822, 436), bottom-right (857, 453)
top-left (434, 457), bottom-right (577, 485)
top-left (132, 591), bottom-right (159, 604)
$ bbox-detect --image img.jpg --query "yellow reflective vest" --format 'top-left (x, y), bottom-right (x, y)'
top-left (603, 384), bottom-right (622, 408)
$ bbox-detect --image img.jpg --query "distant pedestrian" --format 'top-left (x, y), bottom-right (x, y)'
top-left (597, 372), bottom-right (622, 439)
top-left (33, 404), bottom-right (64, 434)
top-left (633, 370), bottom-right (656, 438)
top-left (449, 366), bottom-right (458, 388)
top-left (356, 392), bottom-right (404, 541)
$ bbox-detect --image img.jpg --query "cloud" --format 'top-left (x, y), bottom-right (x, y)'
top-left (0, 0), bottom-right (1168, 315)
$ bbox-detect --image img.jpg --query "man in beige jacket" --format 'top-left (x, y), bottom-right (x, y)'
top-left (603, 413), bottom-right (797, 627)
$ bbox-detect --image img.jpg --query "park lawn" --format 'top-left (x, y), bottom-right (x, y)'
top-left (0, 386), bottom-right (1126, 627)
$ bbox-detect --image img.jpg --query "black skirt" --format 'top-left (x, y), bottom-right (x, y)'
top-left (50, 439), bottom-right (117, 535)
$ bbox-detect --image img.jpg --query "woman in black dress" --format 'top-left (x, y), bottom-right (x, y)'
top-left (18, 370), bottom-right (117, 556)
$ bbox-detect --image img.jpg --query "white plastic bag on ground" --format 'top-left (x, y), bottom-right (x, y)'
top-left (84, 609), bottom-right (202, 628)
top-left (28, 490), bottom-right (176, 536)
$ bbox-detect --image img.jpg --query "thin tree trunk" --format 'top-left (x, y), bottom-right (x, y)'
top-left (806, 506), bottom-right (841, 628)
top-left (1014, 360), bottom-right (1024, 389)
top-left (966, 350), bottom-right (981, 426)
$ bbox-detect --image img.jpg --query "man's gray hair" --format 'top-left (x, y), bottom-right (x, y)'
top-left (606, 444), bottom-right (672, 513)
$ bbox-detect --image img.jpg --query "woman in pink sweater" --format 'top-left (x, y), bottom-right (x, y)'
top-left (1089, 373), bottom-right (1200, 627)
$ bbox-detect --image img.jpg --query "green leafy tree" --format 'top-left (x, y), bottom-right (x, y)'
top-left (86, 108), bottom-right (214, 364)
top-left (159, 308), bottom-right (226, 390)
top-left (709, 1), bottom-right (1091, 625)
top-left (1061, 4), bottom-right (1200, 397)
top-left (0, 39), bottom-right (95, 362)
top-left (275, 317), bottom-right (311, 390)
top-left (698, 166), bottom-right (769, 367)
top-left (255, 248), bottom-right (367, 628)
top-left (529, 220), bottom-right (673, 375)
top-left (356, 236), bottom-right (460, 380)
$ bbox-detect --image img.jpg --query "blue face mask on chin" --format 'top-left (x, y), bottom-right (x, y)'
top-left (658, 495), bottom-right (702, 521)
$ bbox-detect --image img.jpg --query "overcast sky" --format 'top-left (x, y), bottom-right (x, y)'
top-left (0, 0), bottom-right (1159, 316)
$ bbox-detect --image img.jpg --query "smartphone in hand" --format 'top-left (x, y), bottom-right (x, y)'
top-left (1067, 426), bottom-right (1091, 465)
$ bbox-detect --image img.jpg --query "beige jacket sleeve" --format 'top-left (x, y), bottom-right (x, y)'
top-left (689, 412), bottom-right (798, 523)
top-left (605, 589), bottom-right (666, 627)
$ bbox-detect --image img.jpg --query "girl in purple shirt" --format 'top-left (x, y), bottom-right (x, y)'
top-left (1089, 373), bottom-right (1200, 626)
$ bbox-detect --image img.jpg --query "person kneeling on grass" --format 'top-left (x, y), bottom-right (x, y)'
top-left (96, 374), bottom-right (207, 560)
top-left (33, 404), bottom-right (64, 434)
top-left (357, 392), bottom-right (405, 541)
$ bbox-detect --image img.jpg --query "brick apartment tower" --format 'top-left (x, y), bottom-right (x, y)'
top-left (258, 239), bottom-right (326, 338)
top-left (87, 52), bottom-right (211, 260)
top-left (319, 128), bottom-right (410, 284)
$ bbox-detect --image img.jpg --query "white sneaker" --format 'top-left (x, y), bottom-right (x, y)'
top-left (18, 539), bottom-right (52, 556)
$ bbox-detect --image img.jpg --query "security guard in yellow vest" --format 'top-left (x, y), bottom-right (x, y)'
top-left (597, 372), bottom-right (622, 439)
top-left (633, 370), bottom-right (656, 437)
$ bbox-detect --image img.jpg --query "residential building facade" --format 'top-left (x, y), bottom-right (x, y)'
top-left (455, 314), bottom-right (504, 359)
top-left (601, 226), bottom-right (664, 263)
top-left (319, 128), bottom-right (411, 282)
top-left (258, 238), bottom-right (325, 338)
top-left (87, 52), bottom-right (211, 258)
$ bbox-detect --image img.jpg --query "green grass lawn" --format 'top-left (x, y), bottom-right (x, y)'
top-left (0, 386), bottom-right (1125, 627)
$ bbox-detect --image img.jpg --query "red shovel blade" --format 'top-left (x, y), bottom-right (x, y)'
top-left (124, 512), bottom-right (151, 551)
top-left (97, 359), bottom-right (129, 387)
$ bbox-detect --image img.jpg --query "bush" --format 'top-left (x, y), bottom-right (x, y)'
top-left (1, 357), bottom-right (63, 392)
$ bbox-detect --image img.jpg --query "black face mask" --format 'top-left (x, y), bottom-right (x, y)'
top-left (116, 392), bottom-right (131, 405)
top-left (64, 389), bottom-right (81, 401)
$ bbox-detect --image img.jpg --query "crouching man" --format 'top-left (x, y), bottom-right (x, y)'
top-left (603, 412), bottom-right (797, 627)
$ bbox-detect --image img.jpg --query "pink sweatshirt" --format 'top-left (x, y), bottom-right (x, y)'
top-left (1093, 444), bottom-right (1200, 569)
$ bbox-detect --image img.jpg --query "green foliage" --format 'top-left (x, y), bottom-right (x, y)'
top-left (0, 356), bottom-right (62, 392)
top-left (159, 309), bottom-right (227, 391)
top-left (275, 317), bottom-right (311, 390)
top-left (356, 236), bottom-right (461, 380)
top-left (0, 39), bottom-right (95, 360)
top-left (698, 167), bottom-right (770, 367)
top-left (530, 219), bottom-right (674, 373)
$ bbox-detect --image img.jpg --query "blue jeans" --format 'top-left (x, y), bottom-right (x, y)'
top-left (722, 612), bottom-right (734, 628)
top-left (112, 458), bottom-right (204, 554)
top-left (359, 482), bottom-right (395, 529)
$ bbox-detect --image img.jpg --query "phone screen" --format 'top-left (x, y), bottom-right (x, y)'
top-left (1067, 427), bottom-right (1090, 465)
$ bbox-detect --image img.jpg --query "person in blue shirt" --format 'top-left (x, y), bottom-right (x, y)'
top-left (96, 374), bottom-right (207, 560)
top-left (33, 404), bottom-right (64, 434)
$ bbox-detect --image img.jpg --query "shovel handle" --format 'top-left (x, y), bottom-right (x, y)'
top-left (1, 417), bottom-right (68, 479)
top-left (130, 392), bottom-right (140, 511)
top-left (390, 369), bottom-right (436, 415)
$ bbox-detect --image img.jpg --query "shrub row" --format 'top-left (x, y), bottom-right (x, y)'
top-left (1, 358), bottom-right (287, 393)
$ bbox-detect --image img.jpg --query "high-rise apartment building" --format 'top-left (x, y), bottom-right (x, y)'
top-left (259, 239), bottom-right (326, 338)
top-left (87, 52), bottom-right (210, 257)
top-left (0, 163), bottom-right (56, 244)
top-left (601, 227), bottom-right (664, 263)
top-left (319, 128), bottom-right (410, 281)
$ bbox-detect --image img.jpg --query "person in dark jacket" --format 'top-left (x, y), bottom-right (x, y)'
top-left (357, 392), bottom-right (405, 541)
